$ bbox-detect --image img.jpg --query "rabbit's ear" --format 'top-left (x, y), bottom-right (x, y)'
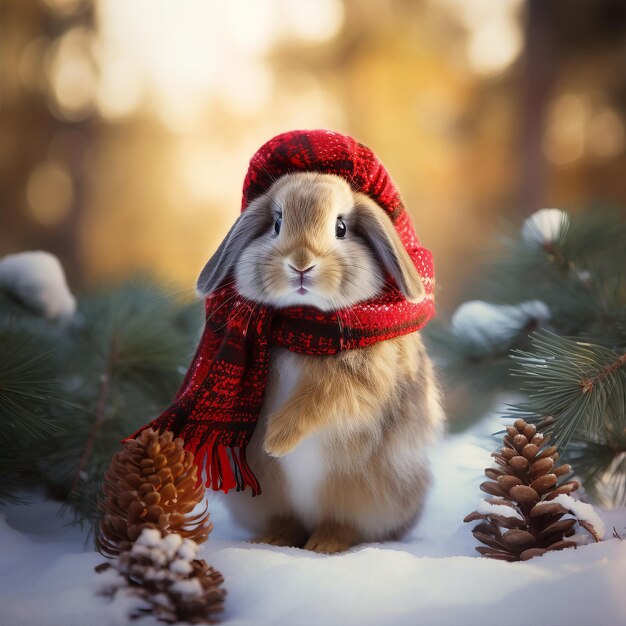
top-left (196, 197), bottom-right (271, 296)
top-left (353, 197), bottom-right (424, 300)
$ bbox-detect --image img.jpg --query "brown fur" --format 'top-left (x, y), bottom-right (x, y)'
top-left (232, 172), bottom-right (421, 311)
top-left (207, 173), bottom-right (444, 553)
top-left (303, 519), bottom-right (359, 554)
top-left (251, 515), bottom-right (308, 548)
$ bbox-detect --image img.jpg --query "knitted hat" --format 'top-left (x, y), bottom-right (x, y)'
top-left (241, 129), bottom-right (434, 298)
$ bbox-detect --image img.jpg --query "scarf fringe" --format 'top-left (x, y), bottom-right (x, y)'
top-left (124, 423), bottom-right (261, 496)
top-left (192, 435), bottom-right (261, 496)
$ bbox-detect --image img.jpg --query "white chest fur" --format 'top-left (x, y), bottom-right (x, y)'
top-left (265, 349), bottom-right (327, 528)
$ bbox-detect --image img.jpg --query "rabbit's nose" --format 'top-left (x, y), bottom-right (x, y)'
top-left (288, 263), bottom-right (316, 275)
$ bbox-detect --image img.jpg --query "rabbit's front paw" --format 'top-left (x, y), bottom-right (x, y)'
top-left (263, 410), bottom-right (304, 457)
top-left (303, 520), bottom-right (356, 554)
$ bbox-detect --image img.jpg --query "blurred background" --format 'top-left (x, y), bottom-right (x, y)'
top-left (2, 0), bottom-right (626, 312)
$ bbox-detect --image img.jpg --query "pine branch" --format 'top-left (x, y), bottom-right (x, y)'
top-left (1, 276), bottom-right (202, 521)
top-left (427, 207), bottom-right (626, 502)
top-left (39, 280), bottom-right (202, 529)
top-left (0, 332), bottom-right (63, 439)
top-left (0, 318), bottom-right (71, 502)
top-left (474, 210), bottom-right (626, 319)
top-left (579, 352), bottom-right (626, 393)
top-left (70, 335), bottom-right (117, 494)
top-left (509, 331), bottom-right (626, 450)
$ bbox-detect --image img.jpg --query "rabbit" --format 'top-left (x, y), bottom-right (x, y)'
top-left (197, 172), bottom-right (444, 554)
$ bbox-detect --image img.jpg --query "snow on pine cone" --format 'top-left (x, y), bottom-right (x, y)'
top-left (464, 418), bottom-right (604, 561)
top-left (97, 429), bottom-right (212, 556)
top-left (96, 528), bottom-right (225, 624)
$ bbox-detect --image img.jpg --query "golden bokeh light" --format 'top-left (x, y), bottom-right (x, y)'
top-left (542, 94), bottom-right (625, 166)
top-left (272, 74), bottom-right (346, 132)
top-left (217, 58), bottom-right (273, 118)
top-left (176, 142), bottom-right (239, 207)
top-left (46, 27), bottom-right (97, 121)
top-left (467, 17), bottom-right (522, 75)
top-left (586, 107), bottom-right (625, 160)
top-left (543, 94), bottom-right (587, 166)
top-left (3, 0), bottom-right (625, 311)
top-left (280, 0), bottom-right (344, 43)
top-left (95, 56), bottom-right (144, 120)
top-left (95, 0), bottom-right (346, 134)
top-left (439, 0), bottom-right (523, 75)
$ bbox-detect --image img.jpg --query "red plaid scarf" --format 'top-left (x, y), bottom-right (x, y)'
top-left (129, 130), bottom-right (435, 495)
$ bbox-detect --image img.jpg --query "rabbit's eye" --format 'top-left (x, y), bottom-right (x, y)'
top-left (336, 218), bottom-right (346, 239)
top-left (274, 216), bottom-right (282, 235)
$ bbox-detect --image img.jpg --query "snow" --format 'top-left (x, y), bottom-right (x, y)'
top-left (1, 415), bottom-right (625, 626)
top-left (451, 300), bottom-right (550, 351)
top-left (177, 539), bottom-right (197, 561)
top-left (0, 250), bottom-right (76, 321)
top-left (171, 578), bottom-right (203, 597)
top-left (129, 529), bottom-right (200, 577)
top-left (531, 495), bottom-right (607, 540)
top-left (551, 494), bottom-right (607, 540)
top-left (169, 559), bottom-right (193, 575)
top-left (136, 528), bottom-right (163, 547)
top-left (162, 533), bottom-right (183, 556)
top-left (476, 498), bottom-right (524, 520)
top-left (521, 208), bottom-right (570, 246)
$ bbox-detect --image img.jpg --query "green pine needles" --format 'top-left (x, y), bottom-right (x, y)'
top-left (511, 332), bottom-right (625, 449)
top-left (426, 207), bottom-right (626, 505)
top-left (510, 332), bottom-right (625, 504)
top-left (0, 279), bottom-right (202, 530)
top-left (0, 330), bottom-right (64, 503)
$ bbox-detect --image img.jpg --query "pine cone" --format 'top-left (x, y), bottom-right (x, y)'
top-left (97, 528), bottom-right (226, 624)
top-left (464, 418), bottom-right (603, 561)
top-left (97, 429), bottom-right (212, 556)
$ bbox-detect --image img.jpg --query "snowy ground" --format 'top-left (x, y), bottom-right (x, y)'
top-left (2, 416), bottom-right (626, 626)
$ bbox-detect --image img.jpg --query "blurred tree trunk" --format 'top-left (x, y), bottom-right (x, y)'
top-left (518, 0), bottom-right (555, 216)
